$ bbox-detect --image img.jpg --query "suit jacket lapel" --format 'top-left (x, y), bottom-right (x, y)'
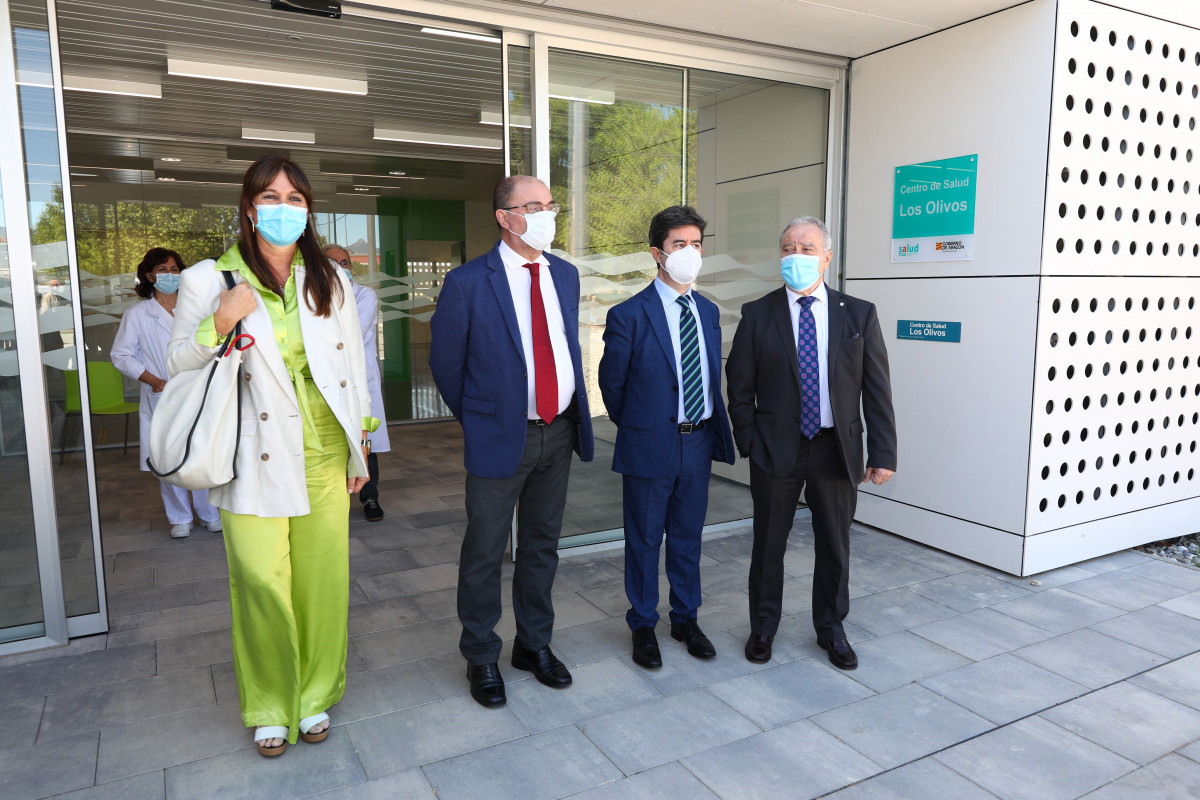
top-left (824, 285), bottom-right (847, 386)
top-left (697, 294), bottom-right (722, 382)
top-left (769, 287), bottom-right (805, 396)
top-left (487, 247), bottom-right (526, 366)
top-left (642, 285), bottom-right (677, 374)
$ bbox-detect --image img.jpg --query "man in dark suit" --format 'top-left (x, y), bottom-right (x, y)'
top-left (598, 206), bottom-right (736, 670)
top-left (429, 175), bottom-right (594, 707)
top-left (726, 216), bottom-right (896, 670)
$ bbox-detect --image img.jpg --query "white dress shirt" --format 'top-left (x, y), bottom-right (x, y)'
top-left (785, 280), bottom-right (834, 429)
top-left (499, 240), bottom-right (576, 418)
top-left (653, 276), bottom-right (712, 423)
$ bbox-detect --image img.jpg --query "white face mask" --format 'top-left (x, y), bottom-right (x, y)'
top-left (660, 245), bottom-right (702, 285)
top-left (512, 209), bottom-right (557, 252)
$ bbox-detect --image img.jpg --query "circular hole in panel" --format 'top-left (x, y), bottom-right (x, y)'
top-left (1102, 136), bottom-right (1110, 150)
top-left (1062, 430), bottom-right (1071, 444)
top-left (1118, 391), bottom-right (1126, 404)
top-left (1110, 31), bottom-right (1117, 45)
top-left (1081, 169), bottom-right (1089, 184)
top-left (1076, 491), bottom-right (1084, 505)
top-left (1046, 400), bottom-right (1054, 413)
top-left (1107, 66), bottom-right (1115, 81)
top-left (1069, 332), bottom-right (1078, 345)
top-left (1048, 366), bottom-right (1057, 380)
top-left (1149, 210), bottom-right (1157, 223)
top-left (1084, 133), bottom-right (1092, 148)
top-left (1115, 207), bottom-right (1123, 220)
top-left (1125, 69), bottom-right (1133, 84)
top-left (1179, 81), bottom-right (1185, 95)
top-left (1146, 39), bottom-right (1153, 54)
top-left (1128, 34), bottom-right (1135, 48)
top-left (1078, 460), bottom-right (1086, 473)
top-left (1162, 42), bottom-right (1169, 56)
top-left (1111, 484), bottom-right (1118, 496)
top-left (1099, 171), bottom-right (1107, 185)
top-left (1058, 495), bottom-right (1066, 508)
top-left (1089, 298), bottom-right (1097, 312)
top-left (1080, 427), bottom-right (1089, 442)
top-left (1098, 424), bottom-right (1106, 438)
top-left (1064, 131), bottom-right (1072, 146)
top-left (1091, 26), bottom-right (1098, 41)
top-left (1077, 205), bottom-right (1087, 219)
top-left (1071, 298), bottom-right (1079, 312)
top-left (1061, 167), bottom-right (1071, 182)
top-left (1089, 63), bottom-right (1097, 78)
top-left (1140, 108), bottom-right (1148, 123)
top-left (1112, 241), bottom-right (1120, 254)
top-left (1152, 177), bottom-right (1159, 190)
top-left (1094, 487), bottom-right (1101, 500)
top-left (1068, 58), bottom-right (1077, 73)
top-left (1056, 238), bottom-right (1065, 253)
top-left (1154, 144), bottom-right (1162, 157)
top-left (1142, 74), bottom-right (1151, 89)
top-left (1052, 298), bottom-right (1061, 313)
top-left (1103, 362), bottom-right (1111, 376)
top-left (1132, 208), bottom-right (1140, 221)
top-left (1075, 239), bottom-right (1084, 253)
top-left (1122, 106), bottom-right (1131, 121)
top-left (1137, 142), bottom-right (1145, 156)
top-left (1101, 392), bottom-right (1109, 405)
top-left (1043, 433), bottom-right (1052, 447)
top-left (1039, 498), bottom-right (1047, 511)
top-left (1160, 77), bottom-right (1167, 91)
top-left (1083, 396), bottom-right (1091, 409)
top-left (1065, 397), bottom-right (1074, 411)
top-left (1066, 365), bottom-right (1075, 379)
top-left (1066, 95), bottom-right (1075, 110)
top-left (1086, 98), bottom-right (1094, 113)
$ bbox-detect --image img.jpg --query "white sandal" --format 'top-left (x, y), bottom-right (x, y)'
top-left (299, 712), bottom-right (330, 744)
top-left (254, 726), bottom-right (288, 757)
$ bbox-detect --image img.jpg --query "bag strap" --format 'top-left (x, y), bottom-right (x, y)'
top-left (224, 269), bottom-right (242, 481)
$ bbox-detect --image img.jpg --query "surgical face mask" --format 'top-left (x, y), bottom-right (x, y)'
top-left (660, 245), bottom-right (702, 285)
top-left (781, 253), bottom-right (823, 293)
top-left (342, 267), bottom-right (353, 282)
top-left (153, 272), bottom-right (180, 295)
top-left (254, 203), bottom-right (309, 247)
top-left (511, 209), bottom-right (557, 252)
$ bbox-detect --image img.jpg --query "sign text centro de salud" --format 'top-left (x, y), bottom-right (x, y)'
top-left (892, 154), bottom-right (977, 263)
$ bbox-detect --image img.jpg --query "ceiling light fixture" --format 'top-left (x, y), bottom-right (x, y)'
top-left (419, 26), bottom-right (501, 44)
top-left (478, 110), bottom-right (531, 128)
top-left (155, 176), bottom-right (176, 181)
top-left (548, 81), bottom-right (615, 105)
top-left (242, 126), bottom-right (316, 144)
top-left (373, 126), bottom-right (501, 150)
top-left (63, 74), bottom-right (162, 99)
top-left (168, 58), bottom-right (367, 95)
top-left (388, 170), bottom-right (405, 175)
top-left (159, 157), bottom-right (181, 162)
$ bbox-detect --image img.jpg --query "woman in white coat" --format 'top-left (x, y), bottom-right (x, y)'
top-left (324, 244), bottom-right (391, 521)
top-left (110, 247), bottom-right (222, 539)
top-left (168, 156), bottom-right (375, 757)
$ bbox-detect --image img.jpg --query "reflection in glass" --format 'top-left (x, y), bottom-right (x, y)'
top-left (12, 3), bottom-right (100, 618)
top-left (507, 46), bottom-right (533, 176)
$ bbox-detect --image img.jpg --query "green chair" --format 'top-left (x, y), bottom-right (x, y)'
top-left (61, 362), bottom-right (141, 464)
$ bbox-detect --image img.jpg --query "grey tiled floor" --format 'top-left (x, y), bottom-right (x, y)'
top-left (4, 420), bottom-right (1200, 799)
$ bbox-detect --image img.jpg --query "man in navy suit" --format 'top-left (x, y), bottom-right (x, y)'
top-left (598, 206), bottom-right (736, 669)
top-left (430, 175), bottom-right (594, 708)
top-left (727, 216), bottom-right (896, 671)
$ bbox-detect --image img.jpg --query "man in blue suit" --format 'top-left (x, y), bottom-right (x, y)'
top-left (430, 175), bottom-right (594, 708)
top-left (598, 206), bottom-right (735, 669)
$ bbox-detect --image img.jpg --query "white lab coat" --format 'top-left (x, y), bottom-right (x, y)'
top-left (110, 296), bottom-right (173, 471)
top-left (352, 281), bottom-right (390, 453)
top-left (168, 258), bottom-right (371, 518)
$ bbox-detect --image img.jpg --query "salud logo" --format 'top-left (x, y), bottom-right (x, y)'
top-left (898, 243), bottom-right (920, 256)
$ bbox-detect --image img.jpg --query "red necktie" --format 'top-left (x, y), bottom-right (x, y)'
top-left (523, 262), bottom-right (558, 424)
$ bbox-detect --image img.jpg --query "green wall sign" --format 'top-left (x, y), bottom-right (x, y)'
top-left (892, 154), bottom-right (977, 263)
top-left (897, 319), bottom-right (962, 343)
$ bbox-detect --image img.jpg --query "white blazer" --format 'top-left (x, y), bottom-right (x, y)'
top-left (352, 281), bottom-right (391, 453)
top-left (110, 296), bottom-right (174, 471)
top-left (167, 257), bottom-right (371, 518)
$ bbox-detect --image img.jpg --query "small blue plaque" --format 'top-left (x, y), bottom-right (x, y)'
top-left (897, 319), bottom-right (962, 342)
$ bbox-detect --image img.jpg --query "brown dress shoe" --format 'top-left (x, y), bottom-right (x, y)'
top-left (818, 638), bottom-right (858, 670)
top-left (744, 633), bottom-right (774, 663)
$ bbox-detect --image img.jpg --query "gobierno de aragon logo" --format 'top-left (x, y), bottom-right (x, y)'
top-left (935, 240), bottom-right (965, 252)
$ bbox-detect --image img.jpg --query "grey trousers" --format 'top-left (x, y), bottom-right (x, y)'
top-left (458, 417), bottom-right (574, 665)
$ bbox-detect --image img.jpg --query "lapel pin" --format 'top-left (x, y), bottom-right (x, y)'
top-left (839, 302), bottom-right (844, 306)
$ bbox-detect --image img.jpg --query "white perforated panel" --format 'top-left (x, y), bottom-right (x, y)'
top-left (1030, 0), bottom-right (1200, 536)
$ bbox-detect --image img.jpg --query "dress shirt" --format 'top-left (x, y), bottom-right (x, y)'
top-left (653, 276), bottom-right (712, 423)
top-left (499, 240), bottom-right (576, 419)
top-left (785, 280), bottom-right (834, 429)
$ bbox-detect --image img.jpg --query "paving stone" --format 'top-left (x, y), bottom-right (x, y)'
top-left (1042, 682), bottom-right (1200, 765)
top-left (626, 629), bottom-right (779, 696)
top-left (506, 658), bottom-right (660, 733)
top-left (567, 761), bottom-right (718, 799)
top-left (349, 548), bottom-right (421, 581)
top-left (681, 719), bottom-right (882, 799)
top-left (155, 627), bottom-right (232, 673)
top-left (1075, 551), bottom-right (1150, 574)
top-left (991, 587), bottom-right (1123, 634)
top-left (345, 694), bottom-right (527, 778)
top-left (1159, 589), bottom-right (1200, 621)
top-left (935, 716), bottom-right (1135, 800)
top-left (826, 758), bottom-right (1000, 799)
top-left (309, 768), bottom-right (435, 800)
top-left (848, 558), bottom-right (946, 593)
top-left (838, 631), bottom-right (971, 693)
top-left (550, 615), bottom-right (637, 667)
top-left (106, 584), bottom-right (199, 618)
top-left (113, 539), bottom-right (226, 571)
top-left (351, 617), bottom-right (461, 670)
top-left (906, 571), bottom-right (1033, 612)
top-left (0, 642), bottom-right (157, 706)
top-left (1123, 560), bottom-right (1200, 591)
top-left (1129, 652), bottom-right (1200, 711)
top-left (1090, 605), bottom-right (1200, 657)
top-left (40, 665), bottom-right (216, 742)
top-left (409, 586), bottom-right (461, 622)
top-left (95, 699), bottom-right (247, 783)
top-left (1015, 628), bottom-right (1167, 689)
top-left (346, 595), bottom-right (427, 637)
top-left (848, 588), bottom-right (958, 637)
top-left (896, 547), bottom-right (981, 577)
top-left (153, 558), bottom-right (228, 587)
top-left (107, 599), bottom-right (230, 634)
top-left (813, 683), bottom-right (992, 769)
top-left (356, 562), bottom-right (460, 602)
top-left (423, 725), bottom-right (623, 800)
top-left (911, 607), bottom-right (1055, 660)
top-left (708, 656), bottom-right (874, 728)
top-left (51, 771), bottom-right (165, 800)
top-left (0, 732), bottom-right (100, 800)
top-left (166, 726), bottom-right (365, 800)
top-left (992, 564), bottom-right (1099, 592)
top-left (919, 654), bottom-right (1087, 725)
top-left (1062, 569), bottom-right (1190, 611)
top-left (1079, 753), bottom-right (1200, 799)
top-left (0, 696), bottom-right (45, 749)
top-left (579, 689), bottom-right (759, 774)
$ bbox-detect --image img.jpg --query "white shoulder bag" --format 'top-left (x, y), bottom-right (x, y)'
top-left (147, 270), bottom-right (255, 490)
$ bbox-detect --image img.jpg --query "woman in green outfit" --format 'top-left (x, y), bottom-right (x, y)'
top-left (168, 155), bottom-right (376, 757)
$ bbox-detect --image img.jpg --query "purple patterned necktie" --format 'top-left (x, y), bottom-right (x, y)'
top-left (796, 295), bottom-right (821, 439)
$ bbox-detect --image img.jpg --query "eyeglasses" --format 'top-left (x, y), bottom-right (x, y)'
top-left (502, 201), bottom-right (563, 215)
top-left (335, 259), bottom-right (351, 267)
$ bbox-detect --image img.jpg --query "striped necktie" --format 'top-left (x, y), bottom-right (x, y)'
top-left (797, 295), bottom-right (821, 439)
top-left (676, 295), bottom-right (704, 423)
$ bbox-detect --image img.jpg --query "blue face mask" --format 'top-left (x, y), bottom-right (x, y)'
top-left (254, 203), bottom-right (309, 247)
top-left (153, 272), bottom-right (180, 295)
top-left (781, 253), bottom-right (823, 293)
top-left (342, 267), bottom-right (353, 282)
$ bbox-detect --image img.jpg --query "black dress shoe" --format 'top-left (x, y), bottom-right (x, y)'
top-left (819, 638), bottom-right (858, 670)
top-left (362, 498), bottom-right (384, 521)
top-left (631, 627), bottom-right (662, 669)
top-left (744, 633), bottom-right (774, 664)
top-left (670, 619), bottom-right (716, 660)
top-left (511, 642), bottom-right (572, 688)
top-left (466, 662), bottom-right (506, 707)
